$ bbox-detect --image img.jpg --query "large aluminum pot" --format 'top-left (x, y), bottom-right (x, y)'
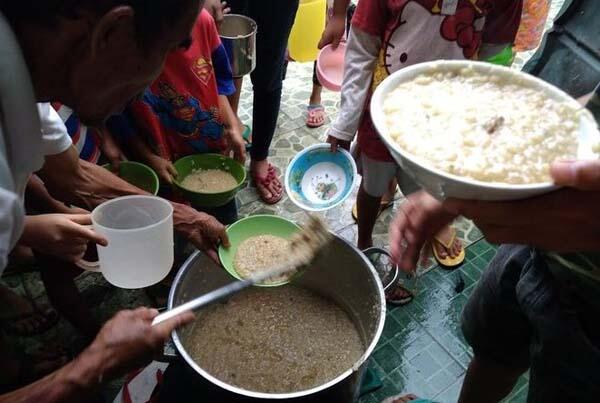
top-left (219, 14), bottom-right (257, 78)
top-left (167, 234), bottom-right (386, 402)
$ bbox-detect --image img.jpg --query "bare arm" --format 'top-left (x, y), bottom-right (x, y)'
top-left (37, 145), bottom-right (229, 260)
top-left (0, 342), bottom-right (107, 403)
top-left (0, 308), bottom-right (194, 403)
top-left (326, 27), bottom-right (382, 148)
top-left (318, 0), bottom-right (351, 49)
top-left (218, 95), bottom-right (245, 163)
top-left (25, 174), bottom-right (85, 214)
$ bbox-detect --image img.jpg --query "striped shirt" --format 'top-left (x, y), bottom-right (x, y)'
top-left (51, 103), bottom-right (101, 164)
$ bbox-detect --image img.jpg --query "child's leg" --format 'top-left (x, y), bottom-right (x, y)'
top-left (356, 183), bottom-right (382, 250)
top-left (309, 62), bottom-right (323, 106)
top-left (357, 154), bottom-right (397, 250)
top-left (307, 62), bottom-right (326, 128)
top-left (38, 252), bottom-right (100, 341)
top-left (228, 78), bottom-right (243, 117)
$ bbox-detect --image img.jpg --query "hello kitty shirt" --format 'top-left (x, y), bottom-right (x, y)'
top-left (328, 0), bottom-right (523, 161)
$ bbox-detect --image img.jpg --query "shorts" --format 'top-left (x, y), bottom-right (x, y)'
top-left (462, 245), bottom-right (600, 403)
top-left (360, 153), bottom-right (419, 197)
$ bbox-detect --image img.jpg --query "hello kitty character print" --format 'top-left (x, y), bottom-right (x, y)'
top-left (351, 0), bottom-right (522, 160)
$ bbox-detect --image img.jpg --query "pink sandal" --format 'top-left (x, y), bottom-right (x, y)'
top-left (306, 105), bottom-right (326, 128)
top-left (253, 164), bottom-right (283, 205)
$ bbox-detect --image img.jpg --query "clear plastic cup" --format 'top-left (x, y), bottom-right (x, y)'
top-left (91, 195), bottom-right (174, 289)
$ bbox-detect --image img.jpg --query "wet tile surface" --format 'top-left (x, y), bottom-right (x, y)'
top-left (359, 239), bottom-right (530, 403)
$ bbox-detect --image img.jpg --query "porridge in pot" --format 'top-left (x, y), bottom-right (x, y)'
top-left (188, 286), bottom-right (364, 393)
top-left (180, 169), bottom-right (238, 193)
top-left (383, 66), bottom-right (588, 184)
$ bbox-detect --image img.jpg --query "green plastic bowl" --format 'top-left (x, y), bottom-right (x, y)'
top-left (103, 161), bottom-right (159, 195)
top-left (218, 215), bottom-right (301, 287)
top-left (173, 154), bottom-right (246, 208)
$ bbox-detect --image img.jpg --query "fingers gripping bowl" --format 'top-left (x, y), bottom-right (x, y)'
top-left (370, 60), bottom-right (600, 201)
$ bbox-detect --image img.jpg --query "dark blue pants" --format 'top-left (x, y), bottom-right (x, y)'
top-left (228, 0), bottom-right (300, 161)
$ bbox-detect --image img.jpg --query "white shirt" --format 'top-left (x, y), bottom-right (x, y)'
top-left (0, 102), bottom-right (72, 272)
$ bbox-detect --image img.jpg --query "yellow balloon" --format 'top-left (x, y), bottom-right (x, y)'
top-left (288, 0), bottom-right (326, 63)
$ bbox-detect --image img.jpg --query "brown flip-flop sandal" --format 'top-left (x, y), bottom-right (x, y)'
top-left (432, 227), bottom-right (465, 269)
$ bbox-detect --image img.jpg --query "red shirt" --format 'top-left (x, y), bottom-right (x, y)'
top-left (125, 10), bottom-right (234, 161)
top-left (353, 0), bottom-right (523, 161)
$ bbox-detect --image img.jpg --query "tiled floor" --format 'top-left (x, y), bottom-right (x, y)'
top-left (358, 240), bottom-right (530, 403)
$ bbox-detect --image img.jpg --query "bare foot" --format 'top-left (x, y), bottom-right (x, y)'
top-left (432, 225), bottom-right (462, 259)
top-left (251, 160), bottom-right (283, 204)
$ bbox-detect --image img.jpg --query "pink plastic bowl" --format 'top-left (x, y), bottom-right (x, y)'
top-left (316, 43), bottom-right (346, 92)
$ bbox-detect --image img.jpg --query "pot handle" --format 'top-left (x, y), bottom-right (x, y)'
top-left (154, 308), bottom-right (181, 363)
top-left (362, 247), bottom-right (399, 291)
top-left (156, 336), bottom-right (180, 363)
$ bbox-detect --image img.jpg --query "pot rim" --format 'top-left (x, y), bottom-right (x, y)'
top-left (218, 14), bottom-right (257, 40)
top-left (168, 234), bottom-right (386, 399)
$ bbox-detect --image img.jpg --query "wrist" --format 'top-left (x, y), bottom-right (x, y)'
top-left (69, 339), bottom-right (118, 387)
top-left (51, 343), bottom-right (111, 400)
top-left (172, 202), bottom-right (209, 236)
top-left (20, 216), bottom-right (40, 248)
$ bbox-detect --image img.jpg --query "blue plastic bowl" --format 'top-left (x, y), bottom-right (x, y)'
top-left (285, 143), bottom-right (357, 211)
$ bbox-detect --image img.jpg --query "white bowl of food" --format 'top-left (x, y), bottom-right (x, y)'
top-left (370, 60), bottom-right (600, 201)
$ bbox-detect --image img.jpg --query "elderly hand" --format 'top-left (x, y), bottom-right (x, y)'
top-left (318, 15), bottom-right (346, 49)
top-left (21, 214), bottom-right (108, 262)
top-left (86, 308), bottom-right (194, 381)
top-left (172, 203), bottom-right (230, 262)
top-left (442, 160), bottom-right (600, 252)
top-left (389, 191), bottom-right (457, 272)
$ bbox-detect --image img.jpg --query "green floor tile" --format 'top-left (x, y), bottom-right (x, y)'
top-left (507, 385), bottom-right (529, 403)
top-left (469, 240), bottom-right (492, 256)
top-left (434, 376), bottom-right (464, 403)
top-left (409, 349), bottom-right (443, 377)
top-left (462, 262), bottom-right (482, 281)
top-left (359, 394), bottom-right (379, 403)
top-left (429, 369), bottom-right (459, 397)
top-left (371, 379), bottom-right (402, 401)
top-left (373, 342), bottom-right (403, 374)
top-left (381, 314), bottom-right (405, 341)
top-left (393, 328), bottom-right (436, 361)
top-left (470, 256), bottom-right (489, 272)
top-left (386, 367), bottom-right (436, 399)
top-left (481, 249), bottom-right (498, 264)
top-left (465, 248), bottom-right (478, 260)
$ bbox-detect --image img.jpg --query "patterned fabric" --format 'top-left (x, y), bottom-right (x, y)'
top-left (351, 0), bottom-right (523, 161)
top-left (514, 0), bottom-right (551, 52)
top-left (51, 103), bottom-right (101, 164)
top-left (115, 10), bottom-right (234, 161)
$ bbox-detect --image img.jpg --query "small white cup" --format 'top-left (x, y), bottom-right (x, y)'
top-left (91, 195), bottom-right (174, 289)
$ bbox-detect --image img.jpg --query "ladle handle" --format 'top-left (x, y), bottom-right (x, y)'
top-left (151, 264), bottom-right (293, 326)
top-left (152, 278), bottom-right (252, 326)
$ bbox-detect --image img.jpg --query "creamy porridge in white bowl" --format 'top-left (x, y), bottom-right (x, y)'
top-left (370, 60), bottom-right (600, 201)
